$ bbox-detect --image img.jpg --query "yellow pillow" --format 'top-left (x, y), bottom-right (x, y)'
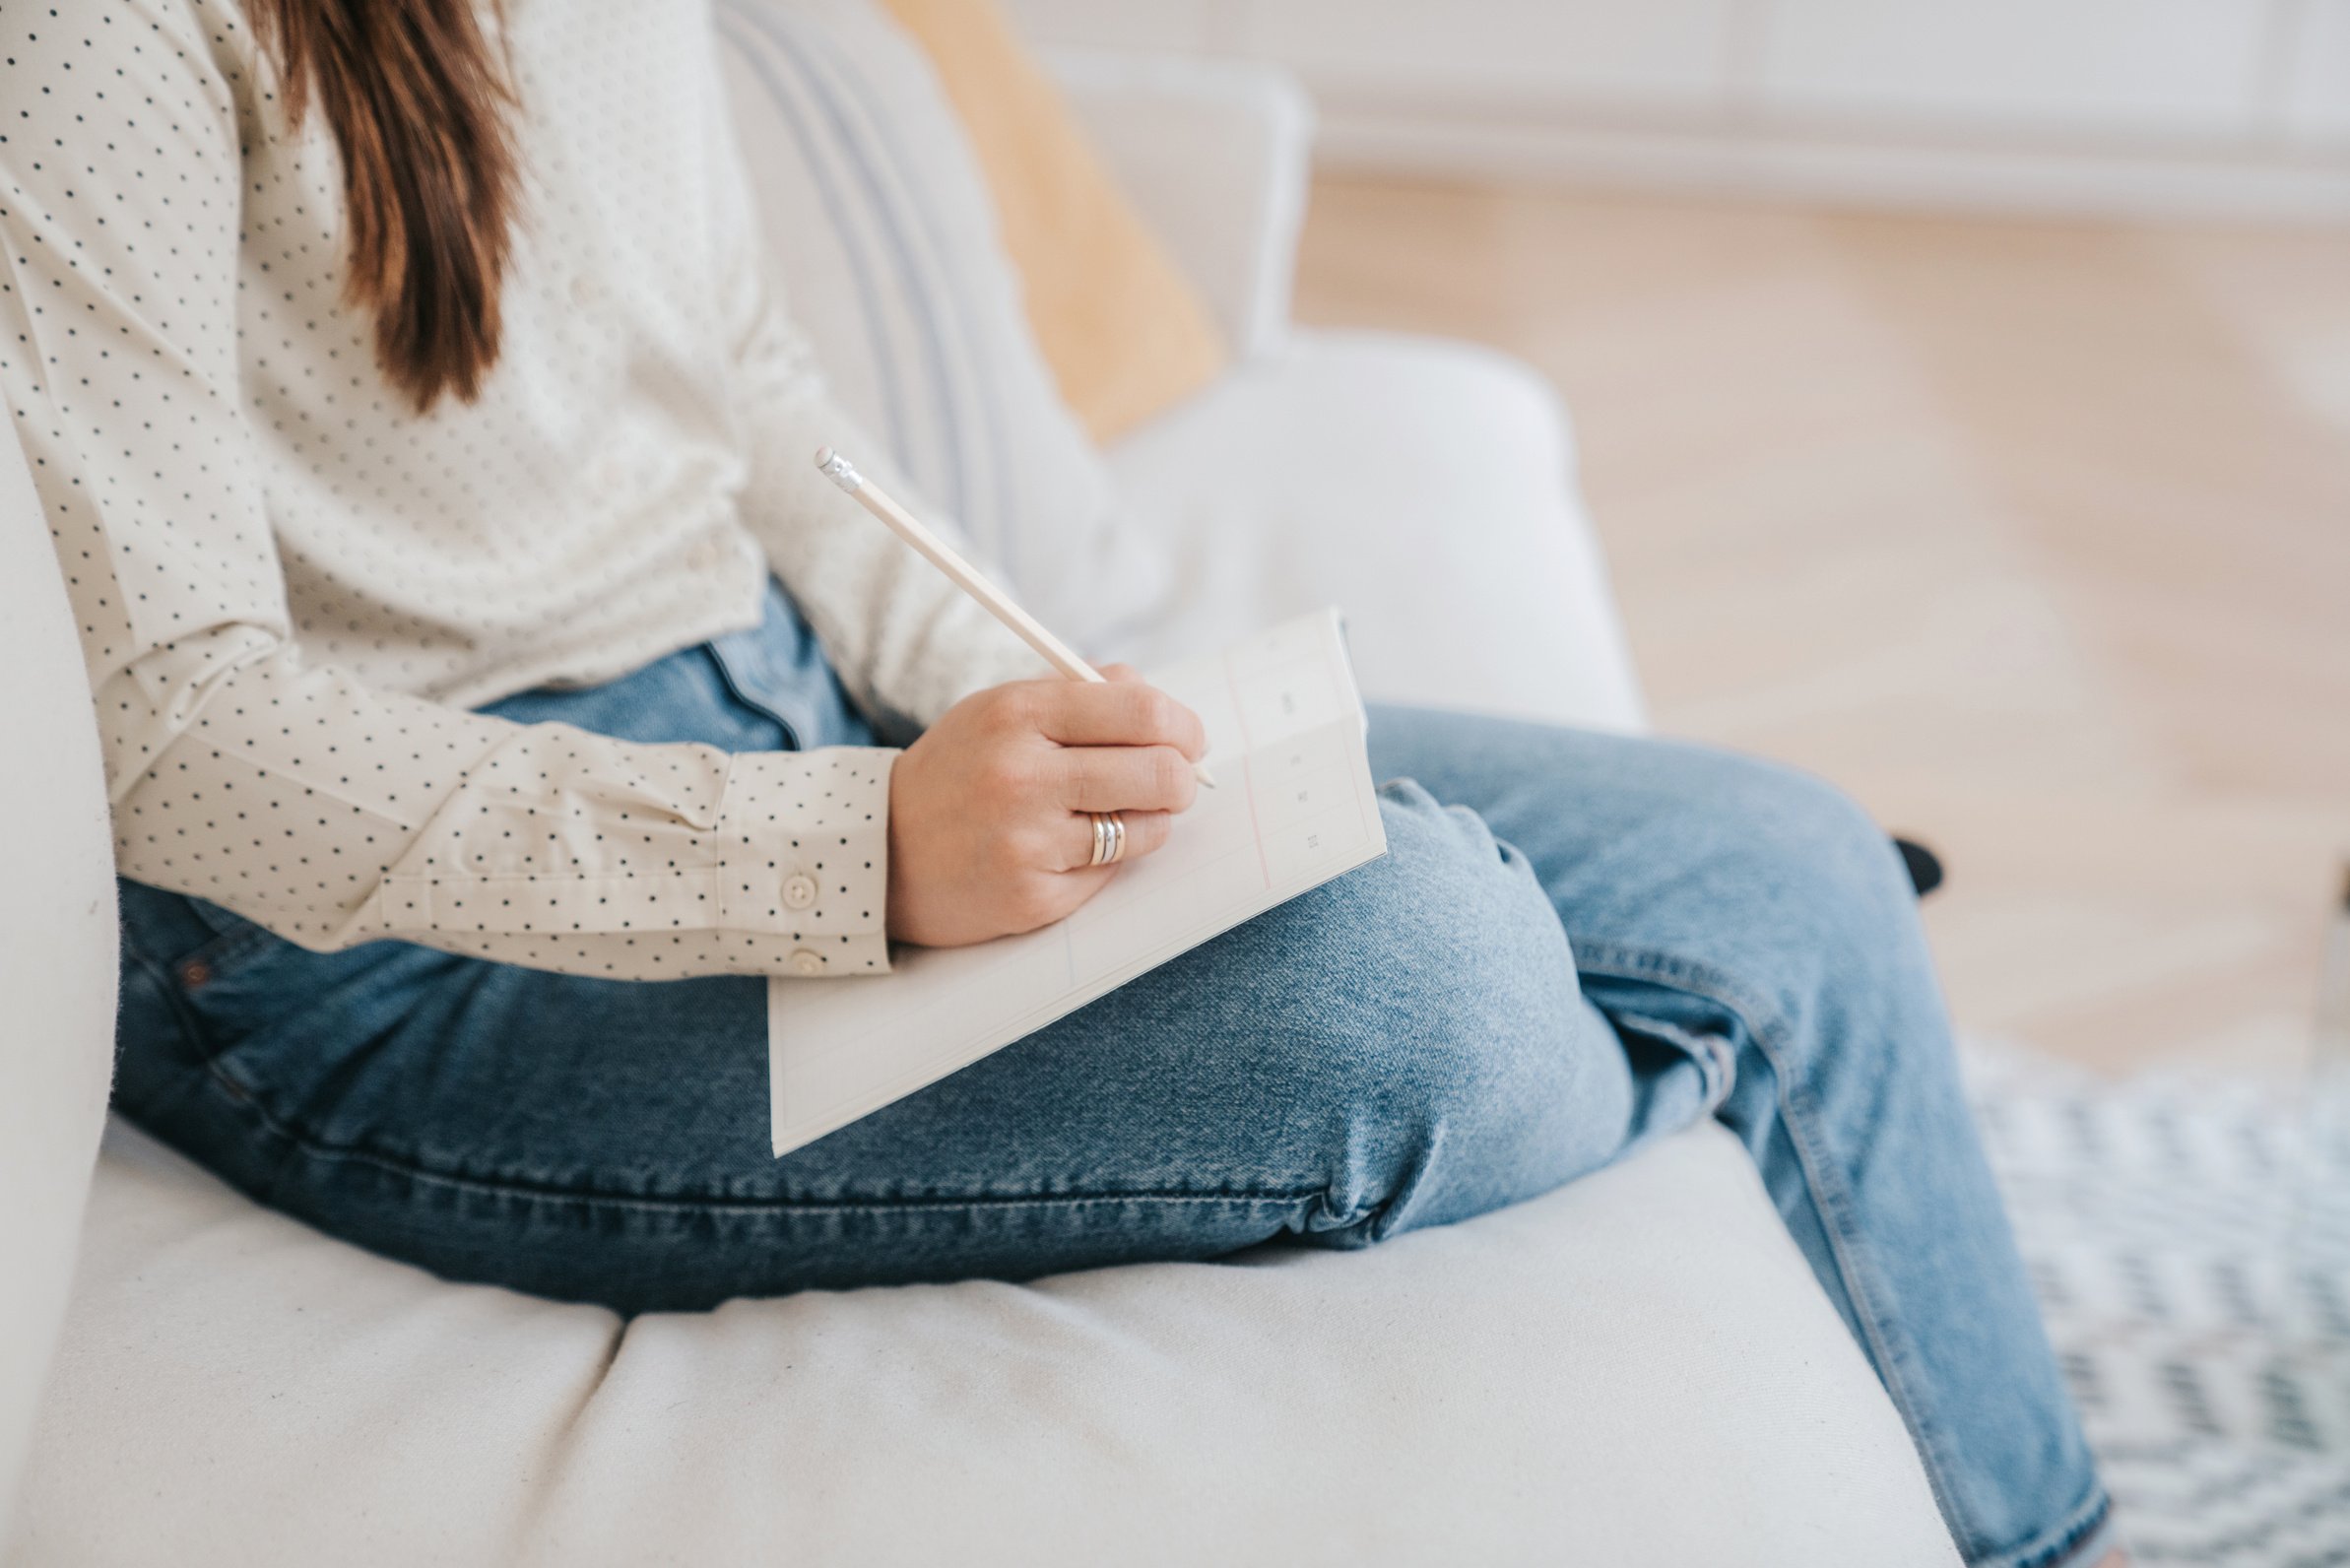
top-left (879, 0), bottom-right (1228, 442)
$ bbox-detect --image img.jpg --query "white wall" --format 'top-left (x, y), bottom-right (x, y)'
top-left (1007, 0), bottom-right (2350, 221)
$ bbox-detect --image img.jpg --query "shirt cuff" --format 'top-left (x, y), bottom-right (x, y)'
top-left (718, 746), bottom-right (896, 977)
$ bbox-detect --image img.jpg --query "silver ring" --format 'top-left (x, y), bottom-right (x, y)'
top-left (1089, 811), bottom-right (1126, 867)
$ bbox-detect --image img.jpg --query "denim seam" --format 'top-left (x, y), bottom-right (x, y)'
top-left (1991, 1486), bottom-right (2112, 1568)
top-left (1565, 934), bottom-right (1981, 1553)
top-left (139, 911), bottom-right (1329, 1222)
top-left (124, 933), bottom-right (1324, 1218)
top-left (173, 1060), bottom-right (1330, 1217)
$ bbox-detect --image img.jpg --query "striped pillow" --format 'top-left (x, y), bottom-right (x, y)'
top-left (716, 0), bottom-right (1172, 650)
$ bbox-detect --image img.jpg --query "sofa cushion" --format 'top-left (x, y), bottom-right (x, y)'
top-left (0, 427), bottom-right (118, 1535)
top-left (14, 1120), bottom-right (1956, 1566)
top-left (879, 0), bottom-right (1230, 442)
top-left (716, 0), bottom-right (1171, 650)
top-left (1107, 329), bottom-right (1650, 733)
top-left (1044, 49), bottom-right (1314, 363)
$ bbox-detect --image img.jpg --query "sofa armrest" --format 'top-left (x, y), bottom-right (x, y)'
top-left (1044, 48), bottom-right (1314, 361)
top-left (0, 408), bottom-right (118, 1540)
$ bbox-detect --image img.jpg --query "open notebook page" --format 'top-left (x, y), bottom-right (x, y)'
top-left (768, 608), bottom-right (1388, 1155)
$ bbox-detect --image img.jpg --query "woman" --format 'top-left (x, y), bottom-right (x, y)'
top-left (2, 1), bottom-right (2115, 1563)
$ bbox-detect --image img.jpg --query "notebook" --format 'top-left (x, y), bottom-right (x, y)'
top-left (767, 607), bottom-right (1388, 1155)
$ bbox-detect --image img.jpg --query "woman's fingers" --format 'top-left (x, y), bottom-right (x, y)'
top-left (1052, 743), bottom-right (1198, 815)
top-left (891, 674), bottom-right (1203, 948)
top-left (1025, 678), bottom-right (1207, 759)
top-left (1053, 809), bottom-right (1175, 873)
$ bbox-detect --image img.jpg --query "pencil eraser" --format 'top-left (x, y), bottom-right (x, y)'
top-left (814, 446), bottom-right (863, 492)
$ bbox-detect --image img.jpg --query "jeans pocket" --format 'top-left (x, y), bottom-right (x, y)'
top-left (122, 888), bottom-right (453, 1151)
top-left (118, 883), bottom-right (337, 1050)
top-left (111, 885), bottom-right (318, 1138)
top-left (173, 923), bottom-right (316, 1042)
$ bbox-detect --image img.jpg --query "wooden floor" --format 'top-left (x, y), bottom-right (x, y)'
top-left (1293, 176), bottom-right (2350, 1078)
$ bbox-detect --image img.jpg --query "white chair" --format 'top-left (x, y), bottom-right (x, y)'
top-left (0, 31), bottom-right (1960, 1568)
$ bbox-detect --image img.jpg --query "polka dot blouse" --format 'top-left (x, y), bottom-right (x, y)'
top-left (0, 0), bottom-right (1044, 979)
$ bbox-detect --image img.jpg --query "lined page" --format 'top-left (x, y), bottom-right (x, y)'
top-left (768, 608), bottom-right (1386, 1155)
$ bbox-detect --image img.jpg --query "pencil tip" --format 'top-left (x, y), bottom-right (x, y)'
top-left (1195, 763), bottom-right (1218, 789)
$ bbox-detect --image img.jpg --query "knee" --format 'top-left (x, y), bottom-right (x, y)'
top-left (1333, 779), bottom-right (1583, 1053)
top-left (1723, 755), bottom-right (1910, 905)
top-left (1234, 782), bottom-right (1623, 1213)
top-left (1664, 749), bottom-right (1925, 989)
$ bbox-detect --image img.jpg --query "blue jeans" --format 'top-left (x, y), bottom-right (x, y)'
top-left (112, 579), bottom-right (2112, 1568)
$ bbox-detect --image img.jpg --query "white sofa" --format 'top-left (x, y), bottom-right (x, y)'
top-left (0, 24), bottom-right (1961, 1568)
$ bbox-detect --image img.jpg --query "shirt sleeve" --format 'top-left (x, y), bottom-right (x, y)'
top-left (701, 47), bottom-right (1051, 744)
top-left (0, 2), bottom-right (890, 980)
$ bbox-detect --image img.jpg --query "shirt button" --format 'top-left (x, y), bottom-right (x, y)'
top-left (569, 273), bottom-right (599, 308)
top-left (788, 948), bottom-right (825, 977)
top-left (782, 873), bottom-right (818, 910)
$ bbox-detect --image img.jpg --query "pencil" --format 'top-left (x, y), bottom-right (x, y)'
top-left (815, 447), bottom-right (1216, 788)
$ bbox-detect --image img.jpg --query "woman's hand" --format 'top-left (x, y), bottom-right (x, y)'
top-left (885, 666), bottom-right (1208, 947)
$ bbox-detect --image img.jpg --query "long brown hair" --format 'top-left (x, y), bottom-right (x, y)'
top-left (248, 0), bottom-right (522, 412)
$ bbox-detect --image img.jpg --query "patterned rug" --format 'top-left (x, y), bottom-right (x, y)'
top-left (1966, 1044), bottom-right (2350, 1566)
